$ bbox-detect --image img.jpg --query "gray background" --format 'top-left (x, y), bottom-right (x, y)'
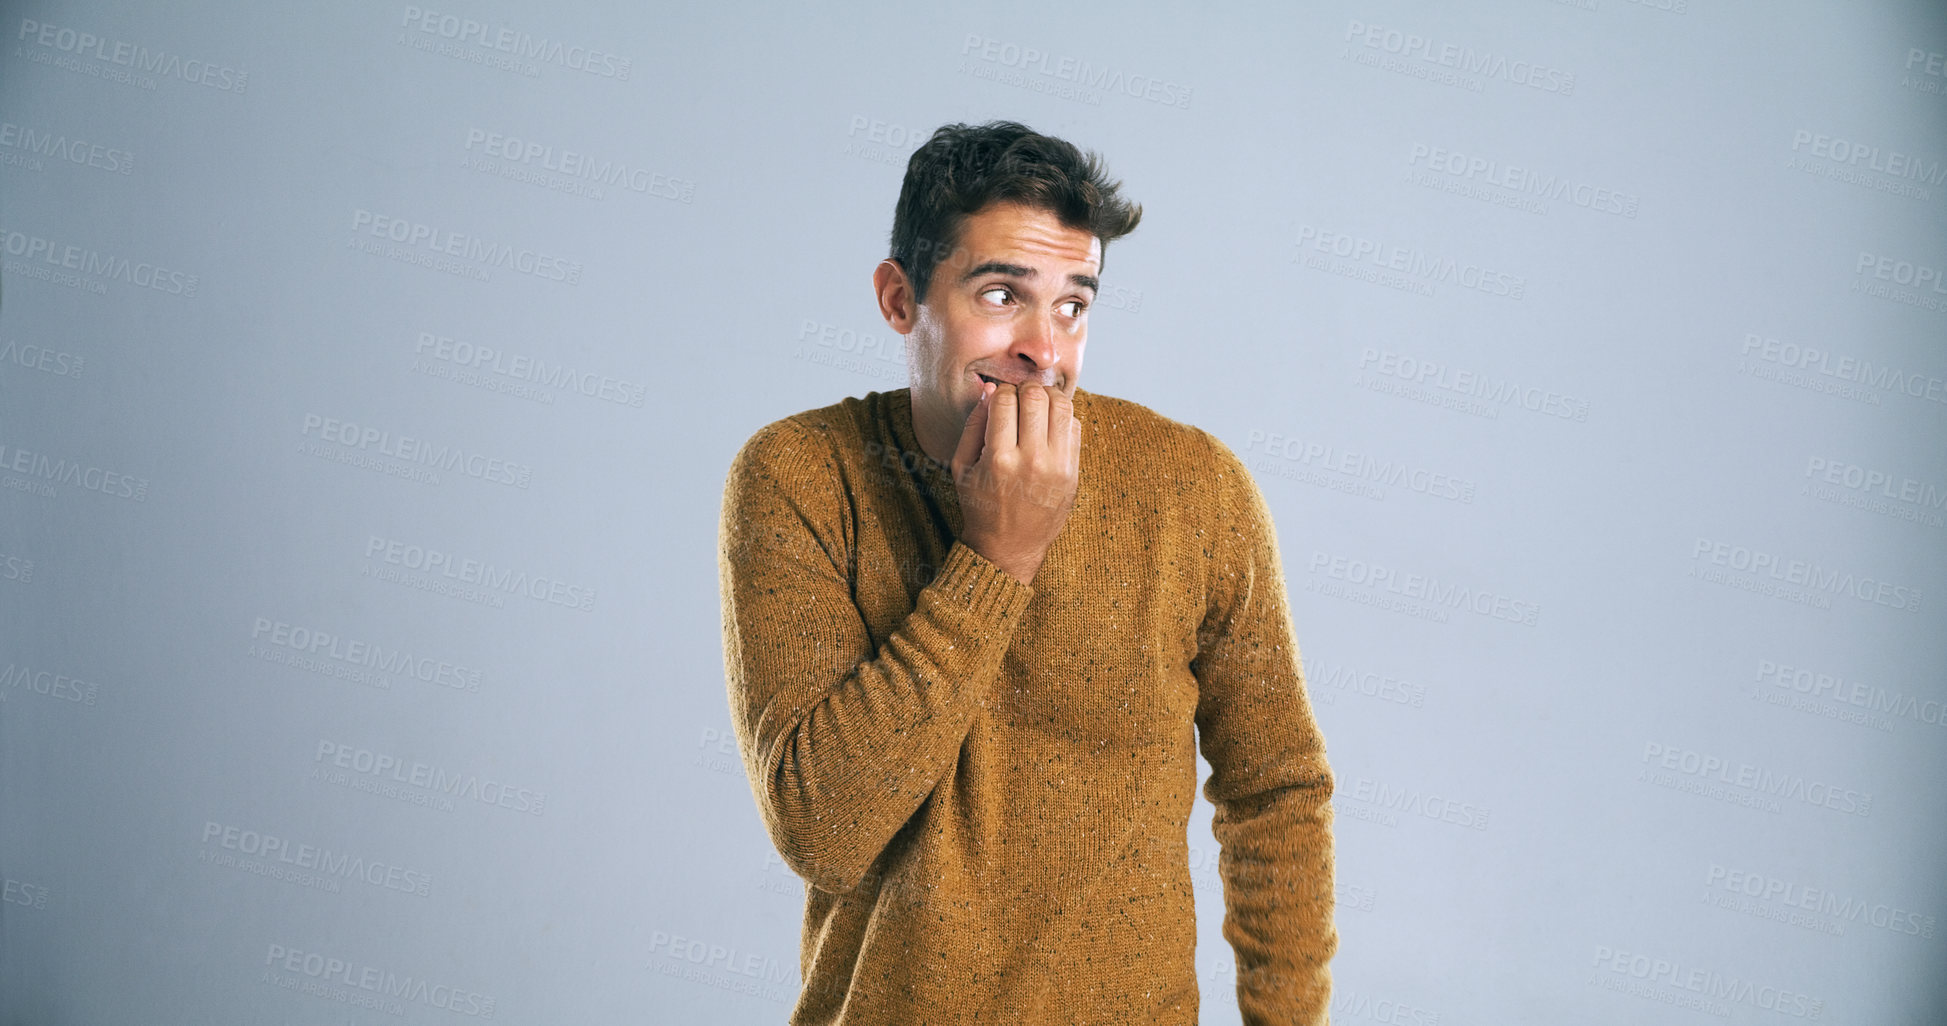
top-left (3, 1), bottom-right (1945, 1023)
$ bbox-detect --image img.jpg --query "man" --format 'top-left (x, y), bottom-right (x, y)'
top-left (717, 120), bottom-right (1335, 1024)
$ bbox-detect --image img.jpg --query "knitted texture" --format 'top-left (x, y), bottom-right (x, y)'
top-left (718, 386), bottom-right (1336, 1024)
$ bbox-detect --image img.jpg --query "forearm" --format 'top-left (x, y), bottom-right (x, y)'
top-left (1215, 768), bottom-right (1338, 1025)
top-left (725, 540), bottom-right (1031, 893)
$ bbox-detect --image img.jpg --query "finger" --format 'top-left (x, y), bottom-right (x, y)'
top-left (1016, 382), bottom-right (1049, 458)
top-left (986, 382), bottom-right (1018, 455)
top-left (1046, 388), bottom-right (1074, 452)
top-left (954, 381), bottom-right (994, 475)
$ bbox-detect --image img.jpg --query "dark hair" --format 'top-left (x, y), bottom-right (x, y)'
top-left (889, 120), bottom-right (1142, 306)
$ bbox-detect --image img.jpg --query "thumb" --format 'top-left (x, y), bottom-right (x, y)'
top-left (952, 382), bottom-right (994, 480)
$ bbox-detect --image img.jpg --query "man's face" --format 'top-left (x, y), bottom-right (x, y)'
top-left (879, 200), bottom-right (1101, 445)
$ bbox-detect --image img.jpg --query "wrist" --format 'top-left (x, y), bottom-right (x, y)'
top-left (960, 539), bottom-right (1040, 586)
top-left (992, 552), bottom-right (1043, 587)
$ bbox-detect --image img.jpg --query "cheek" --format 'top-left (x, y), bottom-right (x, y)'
top-left (947, 321), bottom-right (1011, 365)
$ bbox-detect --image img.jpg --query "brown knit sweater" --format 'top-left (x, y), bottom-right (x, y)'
top-left (717, 386), bottom-right (1336, 1024)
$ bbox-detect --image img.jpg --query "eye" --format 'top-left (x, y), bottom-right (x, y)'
top-left (979, 286), bottom-right (1013, 306)
top-left (1060, 299), bottom-right (1087, 317)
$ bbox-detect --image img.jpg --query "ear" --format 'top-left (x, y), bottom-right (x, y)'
top-left (874, 259), bottom-right (919, 334)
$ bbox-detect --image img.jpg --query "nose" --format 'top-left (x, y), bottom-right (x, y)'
top-left (1009, 310), bottom-right (1059, 378)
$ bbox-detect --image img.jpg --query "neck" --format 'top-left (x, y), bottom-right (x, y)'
top-left (909, 386), bottom-right (960, 468)
top-left (907, 383), bottom-right (1083, 468)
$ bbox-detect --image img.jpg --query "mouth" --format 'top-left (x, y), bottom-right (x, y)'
top-left (973, 371), bottom-right (1052, 389)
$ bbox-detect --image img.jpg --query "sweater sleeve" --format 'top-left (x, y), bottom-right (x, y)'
top-left (1191, 430), bottom-right (1338, 1026)
top-left (717, 418), bottom-right (1034, 895)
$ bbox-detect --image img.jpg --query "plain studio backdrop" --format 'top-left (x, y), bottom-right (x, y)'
top-left (2, 1), bottom-right (1944, 1022)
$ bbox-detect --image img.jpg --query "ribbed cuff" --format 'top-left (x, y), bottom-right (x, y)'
top-left (932, 540), bottom-right (1034, 622)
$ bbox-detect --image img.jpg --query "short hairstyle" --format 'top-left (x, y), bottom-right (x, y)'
top-left (889, 120), bottom-right (1142, 306)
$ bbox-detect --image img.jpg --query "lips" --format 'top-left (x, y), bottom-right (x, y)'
top-left (974, 371), bottom-right (1049, 388)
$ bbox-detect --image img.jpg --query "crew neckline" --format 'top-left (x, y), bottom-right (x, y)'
top-left (881, 385), bottom-right (1092, 523)
top-left (885, 386), bottom-right (1091, 462)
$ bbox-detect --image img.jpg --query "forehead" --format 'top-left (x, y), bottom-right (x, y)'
top-left (948, 201), bottom-right (1101, 275)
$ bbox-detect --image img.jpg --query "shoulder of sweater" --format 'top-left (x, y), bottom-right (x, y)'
top-left (724, 392), bottom-right (903, 518)
top-left (1080, 391), bottom-right (1270, 551)
top-left (1078, 388), bottom-right (1246, 481)
top-left (731, 393), bottom-right (880, 463)
top-left (725, 415), bottom-right (832, 503)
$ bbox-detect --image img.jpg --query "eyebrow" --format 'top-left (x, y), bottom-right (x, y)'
top-left (958, 261), bottom-right (1099, 296)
